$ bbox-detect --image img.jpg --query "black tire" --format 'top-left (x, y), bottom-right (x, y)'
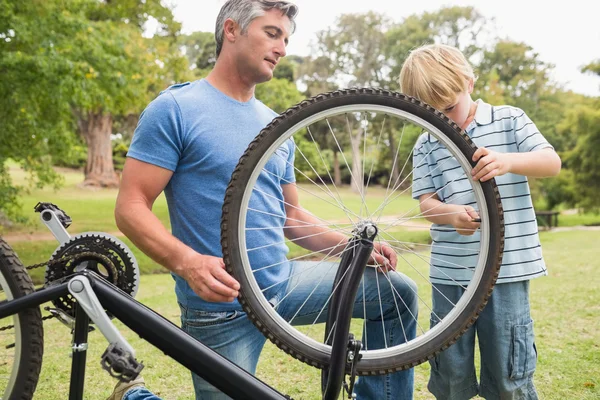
top-left (0, 237), bottom-right (44, 399)
top-left (221, 88), bottom-right (504, 374)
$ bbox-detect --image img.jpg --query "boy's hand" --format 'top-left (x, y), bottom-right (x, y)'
top-left (451, 205), bottom-right (480, 236)
top-left (472, 147), bottom-right (511, 181)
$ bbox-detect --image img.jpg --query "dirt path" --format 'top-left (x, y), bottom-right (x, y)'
top-left (2, 221), bottom-right (598, 244)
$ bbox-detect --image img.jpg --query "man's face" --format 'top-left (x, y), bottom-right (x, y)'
top-left (234, 9), bottom-right (291, 84)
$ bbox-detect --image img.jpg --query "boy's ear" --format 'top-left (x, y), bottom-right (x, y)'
top-left (467, 78), bottom-right (474, 94)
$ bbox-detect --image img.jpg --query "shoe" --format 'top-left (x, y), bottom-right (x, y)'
top-left (106, 376), bottom-right (145, 400)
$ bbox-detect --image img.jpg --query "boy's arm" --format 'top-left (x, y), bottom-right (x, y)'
top-left (471, 147), bottom-right (561, 182)
top-left (419, 193), bottom-right (480, 236)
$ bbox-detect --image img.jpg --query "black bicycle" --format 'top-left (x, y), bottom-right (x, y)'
top-left (0, 89), bottom-right (504, 400)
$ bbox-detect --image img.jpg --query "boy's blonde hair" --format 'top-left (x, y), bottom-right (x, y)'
top-left (399, 44), bottom-right (476, 110)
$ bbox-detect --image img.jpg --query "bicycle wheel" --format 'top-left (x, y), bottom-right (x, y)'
top-left (221, 88), bottom-right (504, 374)
top-left (0, 237), bottom-right (44, 399)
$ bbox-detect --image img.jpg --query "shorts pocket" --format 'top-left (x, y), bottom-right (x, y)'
top-left (509, 319), bottom-right (537, 380)
top-left (183, 309), bottom-right (241, 328)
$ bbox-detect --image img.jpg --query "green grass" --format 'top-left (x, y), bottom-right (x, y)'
top-left (557, 212), bottom-right (600, 227)
top-left (0, 230), bottom-right (594, 399)
top-left (3, 165), bottom-right (599, 399)
top-left (4, 166), bottom-right (170, 235)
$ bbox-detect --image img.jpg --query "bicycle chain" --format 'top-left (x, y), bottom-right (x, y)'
top-left (0, 250), bottom-right (113, 332)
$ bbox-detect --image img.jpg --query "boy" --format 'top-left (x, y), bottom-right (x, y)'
top-left (399, 44), bottom-right (561, 399)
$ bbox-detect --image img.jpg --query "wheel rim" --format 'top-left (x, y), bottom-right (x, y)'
top-left (0, 272), bottom-right (21, 397)
top-left (225, 95), bottom-right (501, 371)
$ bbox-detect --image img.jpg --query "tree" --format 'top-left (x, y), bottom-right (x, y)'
top-left (179, 31), bottom-right (216, 78)
top-left (386, 7), bottom-right (489, 90)
top-left (297, 12), bottom-right (393, 193)
top-left (0, 0), bottom-right (189, 197)
top-left (556, 62), bottom-right (600, 211)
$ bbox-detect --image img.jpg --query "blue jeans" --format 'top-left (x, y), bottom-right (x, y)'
top-left (122, 388), bottom-right (161, 400)
top-left (428, 281), bottom-right (538, 400)
top-left (181, 261), bottom-right (418, 400)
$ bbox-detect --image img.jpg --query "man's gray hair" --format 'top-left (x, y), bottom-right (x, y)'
top-left (215, 0), bottom-right (298, 57)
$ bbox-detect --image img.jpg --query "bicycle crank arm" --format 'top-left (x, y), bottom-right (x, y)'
top-left (67, 275), bottom-right (135, 357)
top-left (39, 207), bottom-right (71, 245)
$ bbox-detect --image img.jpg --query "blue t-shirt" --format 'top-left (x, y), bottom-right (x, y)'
top-left (128, 79), bottom-right (296, 311)
top-left (412, 99), bottom-right (551, 285)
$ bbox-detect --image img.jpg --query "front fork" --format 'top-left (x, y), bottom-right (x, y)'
top-left (322, 224), bottom-right (378, 400)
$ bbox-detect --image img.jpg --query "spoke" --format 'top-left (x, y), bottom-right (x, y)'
top-left (254, 241), bottom-right (353, 274)
top-left (374, 264), bottom-right (388, 348)
top-left (370, 244), bottom-right (411, 343)
top-left (363, 115), bottom-right (386, 200)
top-left (377, 233), bottom-right (457, 321)
top-left (251, 185), bottom-right (352, 233)
top-left (390, 253), bottom-right (446, 328)
top-left (347, 115), bottom-right (371, 217)
top-left (374, 153), bottom-right (458, 221)
top-left (370, 141), bottom-right (443, 219)
top-left (246, 207), bottom-right (352, 237)
top-left (272, 238), bottom-right (350, 305)
top-left (261, 160), bottom-right (360, 224)
top-left (383, 237), bottom-right (468, 291)
top-left (360, 113), bottom-right (368, 218)
top-left (246, 222), bottom-right (354, 232)
top-left (292, 138), bottom-right (359, 224)
top-left (330, 116), bottom-right (368, 216)
top-left (382, 123), bottom-right (407, 203)
top-left (247, 226), bottom-right (350, 253)
top-left (307, 247), bottom-right (357, 329)
top-left (378, 173), bottom-right (475, 233)
top-left (306, 126), bottom-right (356, 222)
top-left (380, 237), bottom-right (479, 254)
top-left (379, 210), bottom-right (480, 235)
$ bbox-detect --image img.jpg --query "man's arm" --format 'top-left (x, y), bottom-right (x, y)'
top-left (282, 183), bottom-right (397, 269)
top-left (115, 158), bottom-right (239, 302)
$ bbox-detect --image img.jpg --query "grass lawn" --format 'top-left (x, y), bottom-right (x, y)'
top-left (0, 230), bottom-right (595, 399)
top-left (2, 165), bottom-right (599, 399)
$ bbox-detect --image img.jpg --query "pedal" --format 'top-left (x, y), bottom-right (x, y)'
top-left (34, 202), bottom-right (72, 229)
top-left (101, 342), bottom-right (144, 382)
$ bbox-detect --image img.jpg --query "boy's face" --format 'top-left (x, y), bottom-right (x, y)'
top-left (441, 80), bottom-right (475, 130)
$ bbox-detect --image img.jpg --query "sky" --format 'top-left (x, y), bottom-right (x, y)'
top-left (167, 0), bottom-right (600, 97)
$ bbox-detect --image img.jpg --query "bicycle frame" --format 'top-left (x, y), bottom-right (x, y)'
top-left (0, 229), bottom-right (374, 400)
top-left (0, 272), bottom-right (288, 400)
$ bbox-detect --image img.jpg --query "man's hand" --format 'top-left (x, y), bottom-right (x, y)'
top-left (451, 205), bottom-right (480, 235)
top-left (369, 242), bottom-right (398, 272)
top-left (179, 252), bottom-right (240, 303)
top-left (472, 147), bottom-right (511, 182)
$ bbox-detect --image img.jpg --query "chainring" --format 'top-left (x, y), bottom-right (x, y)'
top-left (45, 232), bottom-right (140, 317)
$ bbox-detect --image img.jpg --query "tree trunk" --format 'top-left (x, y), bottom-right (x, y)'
top-left (78, 112), bottom-right (119, 188)
top-left (333, 151), bottom-right (341, 186)
top-left (349, 131), bottom-right (363, 195)
top-left (388, 130), bottom-right (400, 186)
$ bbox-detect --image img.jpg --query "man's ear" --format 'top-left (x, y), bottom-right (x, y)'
top-left (223, 18), bottom-right (238, 44)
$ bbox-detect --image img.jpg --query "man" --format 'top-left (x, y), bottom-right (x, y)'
top-left (113, 1), bottom-right (417, 399)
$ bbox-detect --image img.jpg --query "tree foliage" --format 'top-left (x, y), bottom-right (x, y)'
top-left (0, 0), bottom-right (189, 219)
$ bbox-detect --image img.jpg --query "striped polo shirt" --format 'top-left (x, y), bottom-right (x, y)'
top-left (412, 99), bottom-right (552, 285)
